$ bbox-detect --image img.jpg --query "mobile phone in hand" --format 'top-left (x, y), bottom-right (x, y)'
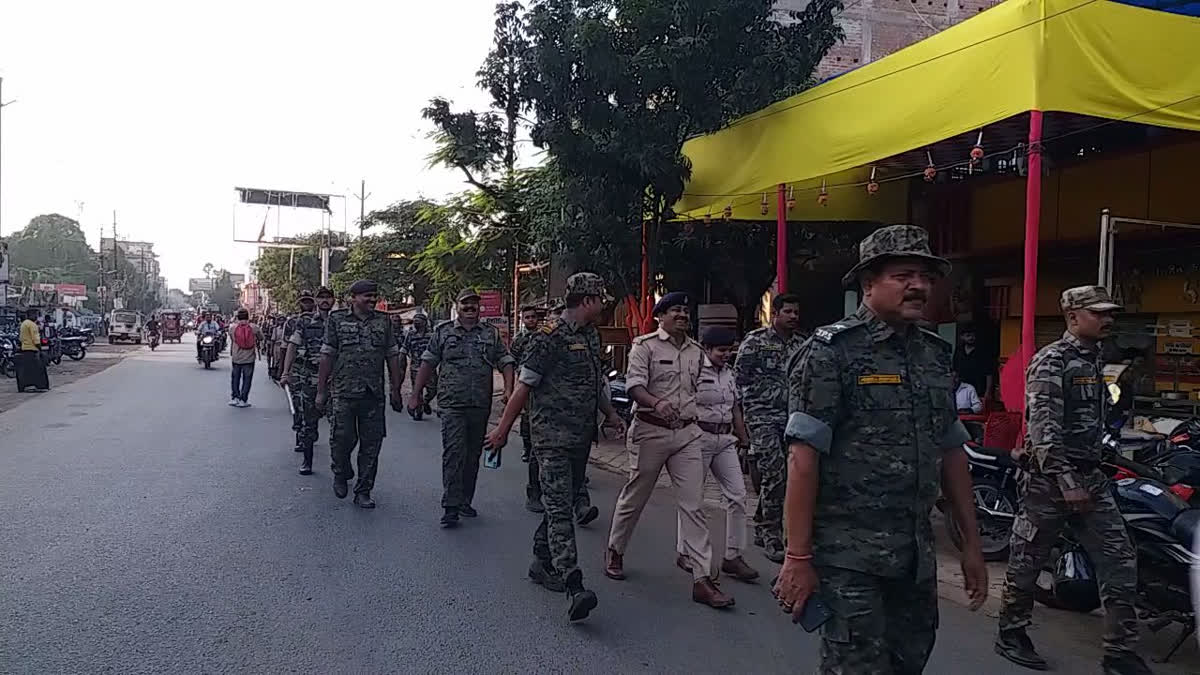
top-left (797, 593), bottom-right (832, 633)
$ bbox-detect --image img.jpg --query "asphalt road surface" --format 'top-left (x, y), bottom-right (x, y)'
top-left (1, 337), bottom-right (1192, 674)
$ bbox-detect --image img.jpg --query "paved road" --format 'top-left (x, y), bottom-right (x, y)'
top-left (2, 337), bottom-right (1194, 673)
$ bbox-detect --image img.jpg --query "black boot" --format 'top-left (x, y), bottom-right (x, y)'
top-left (565, 569), bottom-right (597, 622)
top-left (1101, 652), bottom-right (1153, 675)
top-left (763, 538), bottom-right (785, 564)
top-left (440, 508), bottom-right (460, 528)
top-left (994, 628), bottom-right (1049, 671)
top-left (333, 477), bottom-right (349, 499)
top-left (528, 560), bottom-right (565, 592)
top-left (353, 492), bottom-right (376, 509)
top-left (299, 447), bottom-right (314, 475)
top-left (575, 503), bottom-right (599, 526)
top-left (525, 492), bottom-right (544, 513)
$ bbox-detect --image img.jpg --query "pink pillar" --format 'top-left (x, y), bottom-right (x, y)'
top-left (1020, 110), bottom-right (1044, 375)
top-left (776, 183), bottom-right (788, 293)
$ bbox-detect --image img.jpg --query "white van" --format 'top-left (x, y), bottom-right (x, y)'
top-left (109, 309), bottom-right (143, 344)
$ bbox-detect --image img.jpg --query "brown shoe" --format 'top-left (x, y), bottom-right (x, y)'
top-left (720, 556), bottom-right (760, 582)
top-left (693, 577), bottom-right (735, 609)
top-left (675, 554), bottom-right (692, 574)
top-left (604, 548), bottom-right (625, 580)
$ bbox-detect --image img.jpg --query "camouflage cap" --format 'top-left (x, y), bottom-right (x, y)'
top-left (456, 288), bottom-right (481, 302)
top-left (298, 289), bottom-right (315, 300)
top-left (1060, 285), bottom-right (1122, 312)
top-left (565, 272), bottom-right (610, 300)
top-left (841, 224), bottom-right (952, 288)
top-left (315, 286), bottom-right (334, 298)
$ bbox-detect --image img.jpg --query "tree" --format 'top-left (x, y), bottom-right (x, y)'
top-left (522, 0), bottom-right (843, 311)
top-left (332, 199), bottom-right (441, 305)
top-left (6, 214), bottom-right (102, 308)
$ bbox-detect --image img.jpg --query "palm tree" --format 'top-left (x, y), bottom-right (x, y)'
top-left (202, 262), bottom-right (214, 279)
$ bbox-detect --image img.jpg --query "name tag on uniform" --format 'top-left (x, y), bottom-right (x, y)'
top-left (762, 344), bottom-right (782, 351)
top-left (568, 343), bottom-right (587, 351)
top-left (858, 374), bottom-right (902, 385)
top-left (700, 378), bottom-right (715, 383)
top-left (1072, 376), bottom-right (1097, 385)
top-left (658, 359), bottom-right (674, 364)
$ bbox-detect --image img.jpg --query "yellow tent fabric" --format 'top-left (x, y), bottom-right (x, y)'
top-left (676, 0), bottom-right (1200, 220)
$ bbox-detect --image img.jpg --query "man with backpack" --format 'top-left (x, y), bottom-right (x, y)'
top-left (228, 308), bottom-right (264, 408)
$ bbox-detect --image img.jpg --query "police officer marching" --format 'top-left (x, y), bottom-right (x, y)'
top-left (996, 285), bottom-right (1152, 675)
top-left (510, 304), bottom-right (547, 511)
top-left (487, 273), bottom-right (623, 622)
top-left (280, 286), bottom-right (335, 475)
top-left (735, 292), bottom-right (805, 563)
top-left (280, 290), bottom-right (316, 453)
top-left (315, 279), bottom-right (404, 509)
top-left (411, 288), bottom-right (515, 528)
top-left (400, 312), bottom-right (437, 420)
top-left (775, 224), bottom-right (988, 673)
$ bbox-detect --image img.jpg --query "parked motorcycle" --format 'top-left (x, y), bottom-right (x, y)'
top-left (61, 326), bottom-right (95, 347)
top-left (941, 441), bottom-right (1021, 561)
top-left (606, 369), bottom-right (632, 425)
top-left (60, 335), bottom-right (87, 361)
top-left (0, 334), bottom-right (16, 378)
top-left (41, 335), bottom-right (62, 365)
top-left (197, 335), bottom-right (219, 369)
top-left (1034, 473), bottom-right (1199, 662)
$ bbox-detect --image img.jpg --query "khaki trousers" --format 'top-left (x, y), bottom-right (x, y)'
top-left (677, 431), bottom-right (746, 561)
top-left (607, 419), bottom-right (712, 581)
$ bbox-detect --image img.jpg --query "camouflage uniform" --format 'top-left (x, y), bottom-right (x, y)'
top-left (287, 310), bottom-right (327, 464)
top-left (401, 323), bottom-right (438, 408)
top-left (321, 308), bottom-right (399, 496)
top-left (786, 225), bottom-right (967, 674)
top-left (999, 286), bottom-right (1138, 657)
top-left (422, 316), bottom-right (514, 511)
top-left (511, 328), bottom-right (540, 503)
top-left (735, 325), bottom-right (805, 552)
top-left (522, 308), bottom-right (606, 579)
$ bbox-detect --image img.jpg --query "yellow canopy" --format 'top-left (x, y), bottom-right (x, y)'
top-left (676, 0), bottom-right (1200, 220)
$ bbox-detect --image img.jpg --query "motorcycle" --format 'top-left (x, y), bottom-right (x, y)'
top-left (1035, 472), bottom-right (1199, 663)
top-left (62, 326), bottom-right (95, 347)
top-left (941, 441), bottom-right (1021, 561)
top-left (0, 334), bottom-right (16, 378)
top-left (607, 369), bottom-right (632, 425)
top-left (148, 331), bottom-right (160, 351)
top-left (41, 335), bottom-right (62, 365)
top-left (60, 335), bottom-right (87, 361)
top-left (197, 334), bottom-right (219, 369)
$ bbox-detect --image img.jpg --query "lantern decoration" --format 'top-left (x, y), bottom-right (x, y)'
top-left (923, 151), bottom-right (937, 182)
top-left (866, 166), bottom-right (879, 194)
top-left (785, 185), bottom-right (796, 211)
top-left (817, 179), bottom-right (829, 207)
top-left (759, 192), bottom-right (769, 216)
top-left (722, 202), bottom-right (733, 221)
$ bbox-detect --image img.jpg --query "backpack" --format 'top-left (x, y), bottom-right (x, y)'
top-left (233, 322), bottom-right (257, 350)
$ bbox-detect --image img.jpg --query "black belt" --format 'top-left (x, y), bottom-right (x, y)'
top-left (635, 411), bottom-right (697, 431)
top-left (696, 421), bottom-right (732, 435)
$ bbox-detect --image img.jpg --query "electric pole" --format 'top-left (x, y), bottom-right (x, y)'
top-left (352, 179), bottom-right (371, 238)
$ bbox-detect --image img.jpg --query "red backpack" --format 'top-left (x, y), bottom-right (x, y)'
top-left (233, 322), bottom-right (256, 350)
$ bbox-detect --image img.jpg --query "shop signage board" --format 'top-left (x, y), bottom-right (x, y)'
top-left (56, 283), bottom-right (87, 296)
top-left (479, 290), bottom-right (503, 318)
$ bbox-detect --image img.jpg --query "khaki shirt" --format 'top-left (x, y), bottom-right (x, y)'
top-left (626, 328), bottom-right (703, 421)
top-left (696, 357), bottom-right (737, 425)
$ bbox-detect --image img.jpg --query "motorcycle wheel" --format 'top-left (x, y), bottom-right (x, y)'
top-left (203, 360), bottom-right (212, 369)
top-left (68, 349), bottom-right (85, 361)
top-left (108, 337), bottom-right (115, 345)
top-left (53, 355), bottom-right (62, 365)
top-left (945, 474), bottom-right (1016, 562)
top-left (1, 360), bottom-right (14, 378)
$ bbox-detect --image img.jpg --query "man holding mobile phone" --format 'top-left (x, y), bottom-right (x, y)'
top-left (774, 225), bottom-right (988, 672)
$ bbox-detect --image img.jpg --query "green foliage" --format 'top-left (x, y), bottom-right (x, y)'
top-left (253, 232), bottom-right (349, 312)
top-left (522, 0), bottom-right (843, 295)
top-left (6, 213), bottom-right (101, 291)
top-left (332, 200), bottom-right (441, 305)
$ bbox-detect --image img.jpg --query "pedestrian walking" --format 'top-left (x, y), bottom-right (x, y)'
top-left (676, 326), bottom-right (758, 582)
top-left (281, 287), bottom-right (335, 475)
top-left (510, 305), bottom-right (546, 511)
top-left (734, 292), bottom-right (805, 563)
top-left (603, 292), bottom-right (733, 609)
top-left (316, 279), bottom-right (404, 509)
top-left (774, 224), bottom-right (988, 673)
top-left (399, 312), bottom-right (437, 419)
top-left (487, 273), bottom-right (623, 622)
top-left (411, 288), bottom-right (514, 528)
top-left (15, 308), bottom-right (49, 392)
top-left (995, 285), bottom-right (1151, 675)
top-left (227, 309), bottom-right (264, 407)
top-left (280, 295), bottom-right (315, 435)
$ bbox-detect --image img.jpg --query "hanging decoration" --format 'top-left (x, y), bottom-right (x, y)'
top-left (969, 130), bottom-right (984, 174)
top-left (759, 192), bottom-right (769, 216)
top-left (866, 166), bottom-right (879, 194)
top-left (817, 179), bottom-right (829, 206)
top-left (722, 202), bottom-right (733, 221)
top-left (785, 185), bottom-right (796, 211)
top-left (924, 151), bottom-right (937, 182)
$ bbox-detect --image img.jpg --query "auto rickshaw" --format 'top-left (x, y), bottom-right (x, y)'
top-left (160, 311), bottom-right (184, 343)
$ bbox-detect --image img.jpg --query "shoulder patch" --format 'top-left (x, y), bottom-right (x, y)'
top-left (538, 323), bottom-right (555, 335)
top-left (812, 319), bottom-right (862, 344)
top-left (632, 333), bottom-right (655, 345)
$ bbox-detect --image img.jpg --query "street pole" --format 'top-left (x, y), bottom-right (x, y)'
top-left (352, 179), bottom-right (370, 238)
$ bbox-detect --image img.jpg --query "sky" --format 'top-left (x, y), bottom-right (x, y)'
top-left (0, 0), bottom-right (499, 289)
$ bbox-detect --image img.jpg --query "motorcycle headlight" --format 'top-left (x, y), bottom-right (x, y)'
top-left (202, 337), bottom-right (214, 344)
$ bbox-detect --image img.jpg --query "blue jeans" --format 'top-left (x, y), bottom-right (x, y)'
top-left (231, 362), bottom-right (254, 401)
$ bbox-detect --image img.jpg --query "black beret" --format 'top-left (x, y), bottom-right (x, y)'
top-left (653, 291), bottom-right (690, 316)
top-left (700, 326), bottom-right (736, 346)
top-left (348, 279), bottom-right (378, 296)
